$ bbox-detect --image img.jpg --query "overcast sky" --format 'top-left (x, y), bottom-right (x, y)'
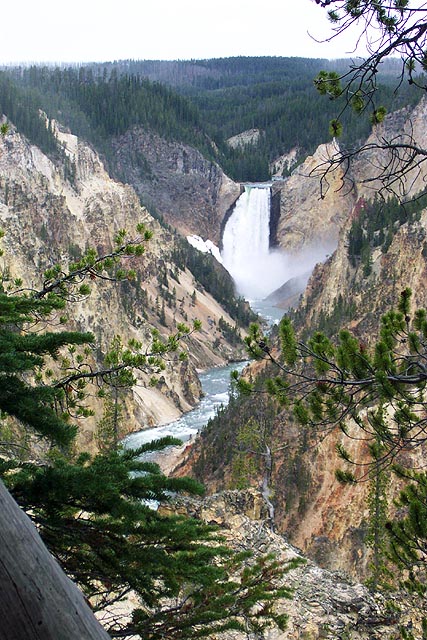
top-left (0, 0), bottom-right (368, 65)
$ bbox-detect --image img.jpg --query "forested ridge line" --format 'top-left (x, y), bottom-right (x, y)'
top-left (2, 56), bottom-right (424, 182)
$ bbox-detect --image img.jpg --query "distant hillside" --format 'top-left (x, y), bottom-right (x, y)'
top-left (3, 67), bottom-right (213, 163)
top-left (4, 57), bottom-right (424, 182)
top-left (86, 56), bottom-right (402, 90)
top-left (85, 57), bottom-right (425, 180)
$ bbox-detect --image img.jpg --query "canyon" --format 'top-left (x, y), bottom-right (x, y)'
top-left (173, 97), bottom-right (427, 586)
top-left (3, 81), bottom-right (427, 637)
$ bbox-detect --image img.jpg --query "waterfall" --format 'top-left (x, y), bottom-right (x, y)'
top-left (221, 185), bottom-right (289, 299)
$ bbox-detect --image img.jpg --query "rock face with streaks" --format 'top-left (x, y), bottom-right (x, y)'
top-left (111, 128), bottom-right (241, 243)
top-left (268, 98), bottom-right (427, 308)
top-left (0, 119), bottom-right (246, 451)
top-left (273, 141), bottom-right (354, 255)
top-left (265, 99), bottom-right (427, 578)
top-left (296, 98), bottom-right (427, 332)
top-left (268, 101), bottom-right (427, 578)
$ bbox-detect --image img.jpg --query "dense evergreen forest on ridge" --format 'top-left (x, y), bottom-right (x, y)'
top-left (2, 57), bottom-right (423, 182)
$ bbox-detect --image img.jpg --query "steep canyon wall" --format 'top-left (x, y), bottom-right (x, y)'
top-left (0, 120), bottom-right (246, 452)
top-left (111, 128), bottom-right (241, 243)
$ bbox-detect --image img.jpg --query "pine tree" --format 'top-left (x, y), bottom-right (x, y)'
top-left (365, 433), bottom-right (390, 590)
top-left (0, 230), bottom-right (295, 638)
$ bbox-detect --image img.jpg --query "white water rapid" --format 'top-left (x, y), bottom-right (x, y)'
top-left (221, 185), bottom-right (290, 300)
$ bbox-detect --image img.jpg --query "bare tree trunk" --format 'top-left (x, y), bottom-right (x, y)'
top-left (261, 445), bottom-right (275, 531)
top-left (0, 480), bottom-right (110, 640)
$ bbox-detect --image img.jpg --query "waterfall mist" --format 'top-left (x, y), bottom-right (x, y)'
top-left (221, 185), bottom-right (330, 300)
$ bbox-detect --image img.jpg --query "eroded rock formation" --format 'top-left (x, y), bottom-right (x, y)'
top-left (273, 141), bottom-right (353, 255)
top-left (111, 128), bottom-right (241, 243)
top-left (161, 489), bottom-right (416, 639)
top-left (0, 120), bottom-right (246, 451)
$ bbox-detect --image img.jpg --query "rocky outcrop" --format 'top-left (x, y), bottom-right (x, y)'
top-left (111, 128), bottom-right (241, 243)
top-left (298, 98), bottom-right (427, 328)
top-left (268, 99), bottom-right (427, 336)
top-left (160, 489), bottom-right (417, 639)
top-left (227, 128), bottom-right (262, 149)
top-left (270, 99), bottom-right (427, 295)
top-left (351, 98), bottom-right (427, 201)
top-left (270, 148), bottom-right (299, 177)
top-left (273, 141), bottom-right (354, 255)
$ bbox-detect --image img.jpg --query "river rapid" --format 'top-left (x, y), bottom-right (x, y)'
top-left (124, 297), bottom-right (283, 465)
top-left (124, 360), bottom-right (248, 456)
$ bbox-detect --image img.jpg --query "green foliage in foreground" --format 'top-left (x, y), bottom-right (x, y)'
top-left (3, 443), bottom-right (297, 639)
top-left (243, 289), bottom-right (427, 467)
top-left (387, 467), bottom-right (427, 598)
top-left (0, 230), bottom-right (296, 638)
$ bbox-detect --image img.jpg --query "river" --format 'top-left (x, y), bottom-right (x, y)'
top-left (123, 292), bottom-right (285, 460)
top-left (124, 360), bottom-right (248, 454)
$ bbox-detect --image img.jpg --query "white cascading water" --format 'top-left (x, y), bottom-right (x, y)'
top-left (221, 185), bottom-right (290, 299)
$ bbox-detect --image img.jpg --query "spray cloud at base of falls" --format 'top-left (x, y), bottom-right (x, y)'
top-left (221, 184), bottom-right (333, 301)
